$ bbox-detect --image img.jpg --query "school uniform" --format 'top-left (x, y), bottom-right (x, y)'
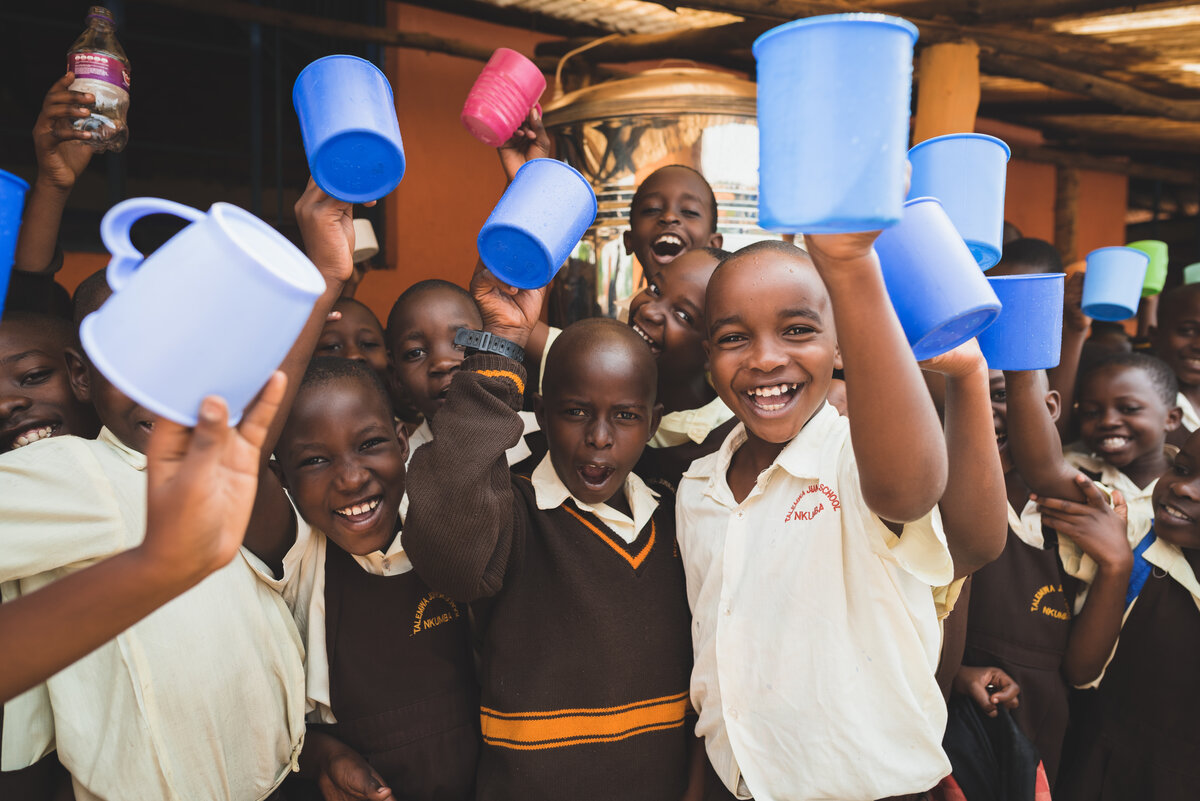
top-left (0, 428), bottom-right (307, 801)
top-left (1177, 391), bottom-right (1200, 432)
top-left (961, 502), bottom-right (1072, 784)
top-left (261, 505), bottom-right (479, 800)
top-left (677, 403), bottom-right (955, 801)
top-left (403, 355), bottom-right (695, 801)
top-left (404, 411), bottom-right (539, 469)
top-left (1056, 537), bottom-right (1200, 801)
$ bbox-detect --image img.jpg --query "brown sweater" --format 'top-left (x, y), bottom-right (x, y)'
top-left (405, 354), bottom-right (693, 801)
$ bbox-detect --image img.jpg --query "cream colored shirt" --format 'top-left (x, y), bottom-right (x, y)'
top-left (649, 394), bottom-right (735, 449)
top-left (529, 452), bottom-right (658, 544)
top-left (405, 410), bottom-right (539, 469)
top-left (1178, 391), bottom-right (1200, 432)
top-left (1064, 445), bottom-right (1167, 549)
top-left (677, 404), bottom-right (954, 801)
top-left (0, 429), bottom-right (307, 801)
top-left (250, 499), bottom-right (415, 725)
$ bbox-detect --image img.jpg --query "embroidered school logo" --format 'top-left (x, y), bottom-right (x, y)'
top-left (411, 592), bottom-right (462, 636)
top-left (785, 482), bottom-right (841, 523)
top-left (1029, 584), bottom-right (1071, 621)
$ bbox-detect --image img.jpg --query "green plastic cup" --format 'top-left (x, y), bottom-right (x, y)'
top-left (1126, 239), bottom-right (1168, 297)
top-left (1184, 262), bottom-right (1200, 285)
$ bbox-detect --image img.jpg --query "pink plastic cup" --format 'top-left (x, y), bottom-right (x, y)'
top-left (461, 48), bottom-right (546, 147)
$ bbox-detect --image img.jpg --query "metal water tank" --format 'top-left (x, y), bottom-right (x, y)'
top-left (543, 67), bottom-right (773, 325)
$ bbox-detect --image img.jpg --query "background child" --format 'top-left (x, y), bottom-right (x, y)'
top-left (1153, 284), bottom-right (1200, 440)
top-left (317, 296), bottom-right (390, 379)
top-left (402, 274), bottom-right (696, 801)
top-left (679, 238), bottom-right (955, 800)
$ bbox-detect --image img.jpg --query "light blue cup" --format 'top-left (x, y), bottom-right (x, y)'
top-left (1082, 246), bottom-right (1149, 322)
top-left (293, 55), bottom-right (406, 203)
top-left (80, 198), bottom-right (326, 425)
top-left (1184, 262), bottom-right (1200, 285)
top-left (908, 133), bottom-right (1011, 270)
top-left (478, 158), bottom-right (597, 289)
top-left (753, 14), bottom-right (917, 233)
top-left (874, 197), bottom-right (1002, 360)
top-left (977, 274), bottom-right (1064, 370)
top-left (0, 170), bottom-right (29, 319)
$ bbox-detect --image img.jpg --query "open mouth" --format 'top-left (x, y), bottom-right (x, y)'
top-left (334, 495), bottom-right (383, 524)
top-left (577, 463), bottom-right (615, 489)
top-left (630, 322), bottom-right (662, 355)
top-left (746, 382), bottom-right (799, 413)
top-left (10, 423), bottom-right (59, 450)
top-left (1182, 357), bottom-right (1200, 373)
top-left (1095, 435), bottom-right (1131, 454)
top-left (1159, 501), bottom-right (1195, 525)
top-left (650, 233), bottom-right (686, 264)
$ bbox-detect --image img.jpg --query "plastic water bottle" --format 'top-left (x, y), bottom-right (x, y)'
top-left (67, 6), bottom-right (130, 152)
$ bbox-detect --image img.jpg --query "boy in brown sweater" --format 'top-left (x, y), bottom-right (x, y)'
top-left (403, 271), bottom-right (696, 801)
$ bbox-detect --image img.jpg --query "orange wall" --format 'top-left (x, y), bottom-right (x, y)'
top-left (352, 4), bottom-right (558, 325)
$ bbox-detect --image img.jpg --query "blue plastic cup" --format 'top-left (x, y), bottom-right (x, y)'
top-left (977, 274), bottom-right (1064, 370)
top-left (753, 14), bottom-right (918, 234)
top-left (873, 197), bottom-right (1002, 360)
top-left (0, 170), bottom-right (29, 318)
top-left (1082, 246), bottom-right (1149, 321)
top-left (477, 158), bottom-right (597, 290)
top-left (1184, 262), bottom-right (1200, 285)
top-left (908, 133), bottom-right (1010, 270)
top-left (293, 55), bottom-right (406, 203)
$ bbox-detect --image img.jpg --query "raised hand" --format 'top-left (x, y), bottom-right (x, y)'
top-left (1033, 474), bottom-right (1132, 572)
top-left (143, 372), bottom-right (288, 587)
top-left (32, 73), bottom-right (96, 191)
top-left (469, 259), bottom-right (546, 348)
top-left (497, 107), bottom-right (551, 184)
top-left (918, 338), bottom-right (987, 380)
top-left (1063, 271), bottom-right (1090, 334)
top-left (953, 665), bottom-right (1020, 718)
top-left (294, 178), bottom-right (376, 287)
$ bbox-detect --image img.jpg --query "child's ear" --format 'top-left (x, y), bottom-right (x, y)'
top-left (1044, 389), bottom-right (1063, 423)
top-left (268, 458), bottom-right (288, 491)
top-left (707, 231), bottom-right (724, 249)
top-left (394, 418), bottom-right (410, 464)
top-left (533, 393), bottom-right (545, 431)
top-left (647, 402), bottom-right (664, 442)
top-left (64, 348), bottom-right (91, 402)
top-left (833, 343), bottom-right (844, 372)
top-left (622, 230), bottom-right (634, 257)
top-left (1167, 404), bottom-right (1184, 432)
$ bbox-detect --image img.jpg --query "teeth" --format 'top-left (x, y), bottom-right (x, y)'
top-left (749, 383), bottom-right (796, 397)
top-left (12, 426), bottom-right (54, 449)
top-left (1185, 359), bottom-right (1200, 370)
top-left (1099, 437), bottom-right (1129, 450)
top-left (335, 497), bottom-right (381, 518)
top-left (656, 233), bottom-right (684, 246)
top-left (632, 323), bottom-right (657, 347)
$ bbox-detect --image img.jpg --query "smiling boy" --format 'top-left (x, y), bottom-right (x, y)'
top-left (677, 238), bottom-right (953, 800)
top-left (402, 274), bottom-right (696, 801)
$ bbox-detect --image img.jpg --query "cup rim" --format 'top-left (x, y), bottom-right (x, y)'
top-left (293, 54), bottom-right (394, 110)
top-left (753, 13), bottom-right (919, 57)
top-left (985, 272), bottom-right (1066, 284)
top-left (210, 202), bottom-right (327, 295)
top-left (1087, 245), bottom-right (1150, 265)
top-left (908, 132), bottom-right (1011, 161)
top-left (0, 169), bottom-right (30, 192)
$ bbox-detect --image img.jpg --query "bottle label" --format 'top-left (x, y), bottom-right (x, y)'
top-left (68, 52), bottom-right (130, 91)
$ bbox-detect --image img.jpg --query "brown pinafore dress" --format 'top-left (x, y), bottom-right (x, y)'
top-left (962, 515), bottom-right (1073, 785)
top-left (1057, 558), bottom-right (1200, 801)
top-left (301, 540), bottom-right (480, 800)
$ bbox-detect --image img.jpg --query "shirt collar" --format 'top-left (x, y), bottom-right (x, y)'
top-left (1178, 392), bottom-right (1200, 432)
top-left (99, 426), bottom-right (147, 471)
top-left (1144, 536), bottom-right (1200, 611)
top-left (652, 395), bottom-right (735, 446)
top-left (1068, 444), bottom-right (1178, 501)
top-left (530, 452), bottom-right (659, 536)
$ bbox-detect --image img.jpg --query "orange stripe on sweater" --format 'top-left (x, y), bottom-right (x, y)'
top-left (475, 369), bottom-right (525, 396)
top-left (481, 692), bottom-right (689, 749)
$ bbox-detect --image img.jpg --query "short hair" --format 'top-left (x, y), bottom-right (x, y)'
top-left (299, 356), bottom-right (392, 411)
top-left (73, 269), bottom-right (113, 330)
top-left (705, 240), bottom-right (816, 332)
top-left (1157, 284), bottom-right (1200, 329)
top-left (543, 317), bottom-right (657, 401)
top-left (630, 165), bottom-right (719, 233)
top-left (998, 238), bottom-right (1063, 274)
top-left (333, 296), bottom-right (384, 331)
top-left (696, 246), bottom-right (732, 261)
top-left (1080, 351), bottom-right (1178, 407)
top-left (386, 279), bottom-right (476, 338)
top-left (0, 310), bottom-right (78, 350)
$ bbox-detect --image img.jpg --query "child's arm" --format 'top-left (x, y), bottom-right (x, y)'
top-left (0, 378), bottom-right (286, 703)
top-left (921, 340), bottom-right (1007, 577)
top-left (1003, 370), bottom-right (1088, 503)
top-left (241, 179), bottom-right (360, 570)
top-left (1035, 476), bottom-right (1132, 686)
top-left (404, 268), bottom-right (545, 600)
top-left (14, 74), bottom-right (95, 275)
top-left (1047, 271), bottom-right (1089, 437)
top-left (298, 730), bottom-right (392, 800)
top-left (803, 233), bottom-right (947, 522)
top-left (952, 665), bottom-right (1020, 718)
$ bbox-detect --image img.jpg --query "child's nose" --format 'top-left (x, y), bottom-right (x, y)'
top-left (429, 345), bottom-right (465, 374)
top-left (748, 339), bottom-right (788, 373)
top-left (586, 419), bottom-right (614, 449)
top-left (333, 459), bottom-right (371, 491)
top-left (0, 392), bottom-right (32, 420)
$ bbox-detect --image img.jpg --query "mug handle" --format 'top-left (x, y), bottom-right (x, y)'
top-left (101, 198), bottom-right (206, 291)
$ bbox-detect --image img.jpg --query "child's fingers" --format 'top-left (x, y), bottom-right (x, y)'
top-left (965, 682), bottom-right (998, 717)
top-left (1034, 495), bottom-right (1090, 515)
top-left (1074, 473), bottom-right (1111, 510)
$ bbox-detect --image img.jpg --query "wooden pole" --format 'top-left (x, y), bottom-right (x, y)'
top-left (1054, 166), bottom-right (1081, 265)
top-left (912, 41), bottom-right (981, 145)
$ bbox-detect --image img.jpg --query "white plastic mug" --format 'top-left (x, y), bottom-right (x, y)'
top-left (81, 198), bottom-right (326, 425)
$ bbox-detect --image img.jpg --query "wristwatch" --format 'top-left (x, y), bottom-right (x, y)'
top-left (454, 328), bottom-right (525, 363)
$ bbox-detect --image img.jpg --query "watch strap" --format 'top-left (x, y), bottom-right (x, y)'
top-left (454, 328), bottom-right (525, 363)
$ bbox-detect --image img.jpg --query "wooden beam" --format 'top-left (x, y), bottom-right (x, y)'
top-left (536, 20), bottom-right (763, 69)
top-left (912, 41), bottom-right (980, 145)
top-left (390, 0), bottom-right (610, 39)
top-left (1055, 166), bottom-right (1081, 264)
top-left (1006, 143), bottom-right (1197, 184)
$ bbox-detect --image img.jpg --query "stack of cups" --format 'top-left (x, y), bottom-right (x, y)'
top-left (753, 13), bottom-right (918, 233)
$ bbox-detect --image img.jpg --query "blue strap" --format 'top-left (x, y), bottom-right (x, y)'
top-left (1125, 528), bottom-right (1157, 609)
